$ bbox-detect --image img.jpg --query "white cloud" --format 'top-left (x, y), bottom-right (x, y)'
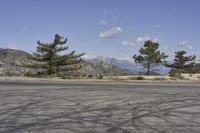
top-left (7, 44), bottom-right (18, 50)
top-left (121, 40), bottom-right (135, 47)
top-left (162, 46), bottom-right (168, 51)
top-left (122, 37), bottom-right (158, 47)
top-left (181, 40), bottom-right (189, 46)
top-left (179, 40), bottom-right (192, 50)
top-left (122, 40), bottom-right (129, 46)
top-left (135, 37), bottom-right (158, 44)
top-left (99, 27), bottom-right (122, 39)
top-left (99, 20), bottom-right (107, 25)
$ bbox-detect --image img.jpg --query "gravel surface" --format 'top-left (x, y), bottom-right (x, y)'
top-left (0, 80), bottom-right (200, 133)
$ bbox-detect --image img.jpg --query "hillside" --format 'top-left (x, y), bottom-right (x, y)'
top-left (0, 48), bottom-right (32, 76)
top-left (0, 48), bottom-right (132, 77)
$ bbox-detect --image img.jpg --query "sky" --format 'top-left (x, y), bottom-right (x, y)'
top-left (0, 0), bottom-right (200, 61)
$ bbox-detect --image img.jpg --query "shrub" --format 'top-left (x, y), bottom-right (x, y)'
top-left (128, 77), bottom-right (137, 80)
top-left (169, 68), bottom-right (178, 77)
top-left (128, 76), bottom-right (144, 80)
top-left (97, 74), bottom-right (103, 79)
top-left (88, 74), bottom-right (93, 78)
top-left (137, 76), bottom-right (144, 80)
top-left (154, 77), bottom-right (166, 80)
top-left (177, 75), bottom-right (186, 80)
top-left (82, 73), bottom-right (87, 77)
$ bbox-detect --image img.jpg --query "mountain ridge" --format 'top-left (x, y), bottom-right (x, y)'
top-left (85, 56), bottom-right (170, 75)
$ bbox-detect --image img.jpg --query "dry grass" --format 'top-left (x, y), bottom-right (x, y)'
top-left (110, 74), bottom-right (200, 81)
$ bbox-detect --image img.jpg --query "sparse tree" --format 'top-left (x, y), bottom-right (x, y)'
top-left (133, 40), bottom-right (168, 75)
top-left (24, 34), bottom-right (85, 77)
top-left (166, 51), bottom-right (196, 76)
top-left (92, 57), bottom-right (115, 79)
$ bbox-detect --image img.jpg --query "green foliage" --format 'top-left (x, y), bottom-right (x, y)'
top-left (153, 77), bottom-right (166, 80)
top-left (166, 51), bottom-right (196, 76)
top-left (128, 76), bottom-right (144, 80)
top-left (190, 64), bottom-right (200, 73)
top-left (24, 34), bottom-right (85, 77)
top-left (97, 74), bottom-right (104, 79)
top-left (172, 51), bottom-right (195, 69)
top-left (81, 73), bottom-right (87, 77)
top-left (168, 68), bottom-right (178, 77)
top-left (137, 76), bottom-right (144, 80)
top-left (133, 40), bottom-right (168, 75)
top-left (88, 74), bottom-right (93, 78)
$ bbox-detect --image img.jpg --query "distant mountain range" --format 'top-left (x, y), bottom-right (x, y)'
top-left (85, 56), bottom-right (171, 75)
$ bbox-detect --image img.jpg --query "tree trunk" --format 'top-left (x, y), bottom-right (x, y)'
top-left (147, 63), bottom-right (150, 75)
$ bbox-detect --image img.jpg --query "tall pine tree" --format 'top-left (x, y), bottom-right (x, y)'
top-left (166, 51), bottom-right (196, 76)
top-left (25, 34), bottom-right (85, 77)
top-left (133, 40), bottom-right (168, 75)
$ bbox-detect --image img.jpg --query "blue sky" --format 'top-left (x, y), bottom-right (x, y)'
top-left (0, 0), bottom-right (200, 61)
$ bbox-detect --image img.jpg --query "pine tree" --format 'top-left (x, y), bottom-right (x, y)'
top-left (166, 51), bottom-right (196, 76)
top-left (25, 34), bottom-right (85, 77)
top-left (133, 40), bottom-right (168, 75)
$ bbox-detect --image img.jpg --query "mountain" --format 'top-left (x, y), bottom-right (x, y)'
top-left (0, 48), bottom-right (32, 76)
top-left (75, 60), bottom-right (132, 77)
top-left (0, 49), bottom-right (132, 77)
top-left (86, 56), bottom-right (140, 72)
top-left (86, 56), bottom-right (171, 75)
